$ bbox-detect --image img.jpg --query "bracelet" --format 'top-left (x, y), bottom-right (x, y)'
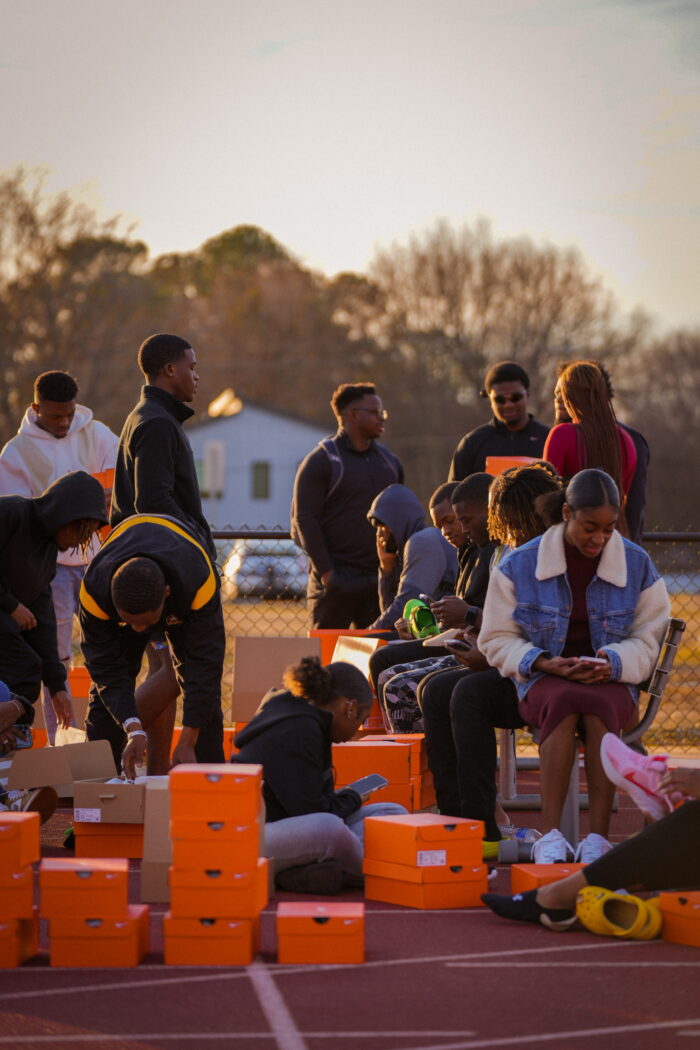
top-left (127, 729), bottom-right (147, 739)
top-left (8, 697), bottom-right (24, 718)
top-left (123, 717), bottom-right (142, 731)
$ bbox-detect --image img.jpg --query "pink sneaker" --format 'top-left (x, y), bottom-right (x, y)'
top-left (600, 734), bottom-right (679, 820)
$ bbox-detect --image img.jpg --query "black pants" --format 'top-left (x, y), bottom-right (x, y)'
top-left (419, 666), bottom-right (523, 839)
top-left (0, 623), bottom-right (44, 706)
top-left (307, 573), bottom-right (379, 630)
top-left (585, 800), bottom-right (700, 892)
top-left (86, 694), bottom-right (225, 773)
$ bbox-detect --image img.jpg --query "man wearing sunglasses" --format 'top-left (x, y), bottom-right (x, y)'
top-left (448, 361), bottom-right (550, 481)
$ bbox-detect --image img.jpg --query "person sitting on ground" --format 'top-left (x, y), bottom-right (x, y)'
top-left (370, 474), bottom-right (496, 733)
top-left (478, 468), bottom-right (670, 864)
top-left (0, 471), bottom-right (107, 730)
top-left (0, 678), bottom-right (58, 824)
top-left (483, 751), bottom-right (700, 932)
top-left (419, 463), bottom-right (562, 830)
top-left (367, 483), bottom-right (458, 630)
top-left (232, 657), bottom-right (407, 895)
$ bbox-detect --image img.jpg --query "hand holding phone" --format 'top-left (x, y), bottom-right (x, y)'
top-left (577, 656), bottom-right (607, 665)
top-left (344, 773), bottom-right (389, 800)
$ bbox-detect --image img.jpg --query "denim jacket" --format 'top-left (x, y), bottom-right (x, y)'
top-left (478, 523), bottom-right (670, 702)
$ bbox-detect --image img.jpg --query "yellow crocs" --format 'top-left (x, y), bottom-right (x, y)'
top-left (635, 897), bottom-right (662, 940)
top-left (576, 886), bottom-right (649, 938)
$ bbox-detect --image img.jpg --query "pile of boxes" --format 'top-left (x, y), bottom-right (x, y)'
top-left (332, 739), bottom-right (414, 811)
top-left (363, 813), bottom-right (488, 909)
top-left (164, 763), bottom-right (268, 966)
top-left (0, 812), bottom-right (39, 967)
top-left (39, 857), bottom-right (149, 967)
top-left (361, 733), bottom-right (436, 811)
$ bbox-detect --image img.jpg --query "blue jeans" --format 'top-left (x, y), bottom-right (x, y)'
top-left (265, 802), bottom-right (407, 876)
top-left (42, 564), bottom-right (84, 742)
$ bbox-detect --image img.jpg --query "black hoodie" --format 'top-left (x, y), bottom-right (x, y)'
top-left (0, 471), bottom-right (108, 697)
top-left (233, 690), bottom-right (361, 823)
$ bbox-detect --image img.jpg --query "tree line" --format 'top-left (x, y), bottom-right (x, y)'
top-left (1, 167), bottom-right (697, 529)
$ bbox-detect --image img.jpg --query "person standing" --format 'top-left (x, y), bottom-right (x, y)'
top-left (448, 362), bottom-right (550, 481)
top-left (0, 370), bottom-right (118, 742)
top-left (291, 383), bottom-right (403, 629)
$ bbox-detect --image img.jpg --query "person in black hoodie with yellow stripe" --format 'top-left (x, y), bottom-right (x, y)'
top-left (0, 470), bottom-right (107, 739)
top-left (79, 514), bottom-right (225, 777)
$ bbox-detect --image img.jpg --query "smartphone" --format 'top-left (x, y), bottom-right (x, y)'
top-left (344, 773), bottom-right (389, 797)
top-left (578, 656), bottom-right (607, 665)
top-left (446, 639), bottom-right (473, 653)
top-left (424, 629), bottom-right (472, 651)
top-left (11, 725), bottom-right (33, 749)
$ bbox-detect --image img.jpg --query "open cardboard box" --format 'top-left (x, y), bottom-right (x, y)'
top-left (230, 636), bottom-right (321, 721)
top-left (2, 739), bottom-right (116, 799)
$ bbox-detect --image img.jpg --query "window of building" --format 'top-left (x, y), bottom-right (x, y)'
top-left (251, 461), bottom-right (271, 500)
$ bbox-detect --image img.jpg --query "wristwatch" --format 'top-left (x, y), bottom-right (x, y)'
top-left (463, 605), bottom-right (480, 628)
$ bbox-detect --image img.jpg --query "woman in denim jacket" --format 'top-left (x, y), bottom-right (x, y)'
top-left (479, 469), bottom-right (669, 864)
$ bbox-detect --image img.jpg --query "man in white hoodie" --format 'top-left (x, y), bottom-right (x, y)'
top-left (0, 371), bottom-right (118, 741)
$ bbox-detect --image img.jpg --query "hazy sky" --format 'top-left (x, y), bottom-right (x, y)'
top-left (2, 0), bottom-right (699, 329)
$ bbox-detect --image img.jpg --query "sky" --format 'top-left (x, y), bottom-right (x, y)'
top-left (2, 0), bottom-right (699, 330)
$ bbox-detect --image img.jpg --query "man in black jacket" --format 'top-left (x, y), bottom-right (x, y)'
top-left (291, 383), bottom-right (403, 629)
top-left (448, 362), bottom-right (550, 481)
top-left (79, 515), bottom-right (225, 777)
top-left (0, 471), bottom-right (107, 732)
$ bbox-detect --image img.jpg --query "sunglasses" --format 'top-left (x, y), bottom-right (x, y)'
top-left (490, 392), bottom-right (526, 405)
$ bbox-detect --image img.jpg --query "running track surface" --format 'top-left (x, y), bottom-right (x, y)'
top-left (2, 778), bottom-right (698, 1050)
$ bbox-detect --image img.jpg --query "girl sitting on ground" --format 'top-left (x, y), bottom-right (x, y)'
top-left (233, 657), bottom-right (407, 895)
top-left (478, 468), bottom-right (670, 864)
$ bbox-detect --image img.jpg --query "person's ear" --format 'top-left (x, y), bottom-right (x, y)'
top-left (562, 503), bottom-right (571, 521)
top-left (163, 585), bottom-right (172, 598)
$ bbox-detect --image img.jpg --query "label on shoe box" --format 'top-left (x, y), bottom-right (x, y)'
top-left (417, 849), bottom-right (447, 867)
top-left (74, 808), bottom-right (101, 823)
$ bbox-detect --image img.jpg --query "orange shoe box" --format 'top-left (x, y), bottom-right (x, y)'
top-left (169, 858), bottom-right (268, 918)
top-left (68, 665), bottom-right (92, 699)
top-left (276, 902), bottom-right (364, 964)
top-left (0, 812), bottom-right (40, 869)
top-left (169, 764), bottom-right (263, 823)
top-left (163, 914), bottom-right (260, 965)
top-left (659, 892), bottom-right (700, 947)
top-left (363, 858), bottom-right (487, 909)
top-left (364, 813), bottom-right (483, 868)
top-left (332, 741), bottom-right (411, 785)
top-left (339, 781), bottom-right (414, 811)
top-left (170, 817), bottom-right (260, 872)
top-left (510, 864), bottom-right (585, 895)
top-left (49, 904), bottom-right (150, 968)
top-left (0, 910), bottom-right (39, 968)
top-left (74, 822), bottom-right (144, 859)
top-left (29, 728), bottom-right (48, 749)
top-left (0, 866), bottom-right (34, 919)
top-left (362, 734), bottom-right (428, 775)
top-left (40, 858), bottom-right (129, 918)
top-left (411, 772), bottom-right (436, 810)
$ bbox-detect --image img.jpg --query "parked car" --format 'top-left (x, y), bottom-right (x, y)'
top-left (220, 539), bottom-right (309, 600)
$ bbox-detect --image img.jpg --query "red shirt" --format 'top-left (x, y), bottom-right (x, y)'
top-left (543, 423), bottom-right (637, 495)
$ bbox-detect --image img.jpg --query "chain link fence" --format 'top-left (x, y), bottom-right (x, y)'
top-left (214, 528), bottom-right (700, 755)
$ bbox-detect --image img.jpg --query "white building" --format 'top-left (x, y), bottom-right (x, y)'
top-left (186, 392), bottom-right (328, 530)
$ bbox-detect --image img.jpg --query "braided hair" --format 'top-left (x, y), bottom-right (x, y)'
top-left (558, 361), bottom-right (623, 494)
top-left (488, 462), bottom-right (562, 547)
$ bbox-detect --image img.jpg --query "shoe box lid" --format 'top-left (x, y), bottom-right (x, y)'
top-left (363, 857), bottom-right (486, 885)
top-left (276, 901), bottom-right (364, 934)
top-left (168, 857), bottom-right (268, 918)
top-left (364, 813), bottom-right (483, 867)
top-left (40, 857), bottom-right (130, 918)
top-left (659, 891), bottom-right (700, 947)
top-left (511, 863), bottom-right (586, 894)
top-left (332, 741), bottom-right (412, 785)
top-left (0, 812), bottom-right (40, 869)
top-left (361, 734), bottom-right (428, 774)
top-left (169, 764), bottom-right (262, 822)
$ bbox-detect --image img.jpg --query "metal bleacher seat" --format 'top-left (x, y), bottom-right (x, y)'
top-left (497, 616), bottom-right (687, 847)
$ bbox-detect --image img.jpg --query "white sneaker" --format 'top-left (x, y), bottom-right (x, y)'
top-left (1, 787), bottom-right (57, 825)
top-left (531, 828), bottom-right (574, 864)
top-left (574, 832), bottom-right (613, 864)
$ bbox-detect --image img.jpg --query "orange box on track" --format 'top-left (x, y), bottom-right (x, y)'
top-left (40, 858), bottom-right (129, 918)
top-left (170, 817), bottom-right (260, 872)
top-left (510, 863), bottom-right (585, 895)
top-left (49, 904), bottom-right (149, 968)
top-left (332, 741), bottom-right (411, 785)
top-left (659, 891), bottom-right (700, 947)
top-left (0, 866), bottom-right (34, 919)
top-left (0, 911), bottom-right (39, 968)
top-left (364, 813), bottom-right (483, 868)
top-left (0, 812), bottom-right (40, 870)
top-left (169, 764), bottom-right (262, 823)
top-left (276, 902), bottom-right (365, 964)
top-left (163, 914), bottom-right (260, 966)
top-left (74, 822), bottom-right (144, 859)
top-left (169, 857), bottom-right (268, 919)
top-left (363, 858), bottom-right (488, 909)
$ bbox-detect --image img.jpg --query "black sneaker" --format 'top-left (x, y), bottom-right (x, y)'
top-left (275, 860), bottom-right (344, 895)
top-left (482, 889), bottom-right (577, 931)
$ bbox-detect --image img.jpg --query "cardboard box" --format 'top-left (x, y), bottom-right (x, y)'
top-left (0, 867), bottom-right (34, 919)
top-left (0, 911), bottom-right (39, 968)
top-left (331, 635), bottom-right (384, 677)
top-left (309, 629), bottom-right (377, 666)
top-left (3, 739), bottom-right (116, 797)
top-left (169, 858), bottom-right (268, 919)
top-left (510, 864), bottom-right (586, 895)
top-left (363, 858), bottom-right (487, 909)
top-left (73, 777), bottom-right (146, 824)
top-left (411, 772), bottom-right (436, 811)
top-left (363, 733), bottom-right (428, 775)
top-left (163, 914), bottom-right (259, 966)
top-left (169, 764), bottom-right (262, 823)
top-left (364, 813), bottom-right (483, 868)
top-left (230, 636), bottom-right (321, 721)
top-left (659, 892), bottom-right (700, 947)
top-left (276, 902), bottom-right (364, 964)
top-left (74, 822), bottom-right (144, 859)
top-left (141, 778), bottom-right (172, 905)
top-left (40, 858), bottom-right (129, 918)
top-left (49, 904), bottom-right (149, 968)
top-left (332, 741), bottom-right (412, 786)
top-left (0, 812), bottom-right (40, 870)
top-left (171, 817), bottom-right (260, 872)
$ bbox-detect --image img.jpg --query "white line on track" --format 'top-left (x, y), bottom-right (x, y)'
top-left (391, 1017), bottom-right (700, 1050)
top-left (0, 1034), bottom-right (477, 1045)
top-left (247, 960), bottom-right (307, 1050)
top-left (448, 960), bottom-right (700, 968)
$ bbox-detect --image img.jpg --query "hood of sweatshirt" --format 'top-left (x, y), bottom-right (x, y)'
top-left (19, 403), bottom-right (95, 439)
top-left (235, 690), bottom-right (332, 748)
top-left (34, 471), bottom-right (108, 536)
top-left (368, 484), bottom-right (426, 549)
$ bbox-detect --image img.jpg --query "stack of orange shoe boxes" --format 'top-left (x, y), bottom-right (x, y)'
top-left (0, 812), bottom-right (40, 967)
top-left (332, 740), bottom-right (413, 811)
top-left (363, 813), bottom-right (487, 909)
top-left (164, 763), bottom-right (267, 966)
top-left (40, 857), bottom-right (149, 967)
top-left (361, 733), bottom-right (435, 811)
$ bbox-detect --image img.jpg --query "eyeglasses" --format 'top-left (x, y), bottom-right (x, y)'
top-left (490, 392), bottom-right (526, 405)
top-left (353, 408), bottom-right (388, 420)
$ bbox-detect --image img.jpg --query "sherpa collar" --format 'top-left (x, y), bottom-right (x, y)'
top-left (535, 522), bottom-right (627, 587)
